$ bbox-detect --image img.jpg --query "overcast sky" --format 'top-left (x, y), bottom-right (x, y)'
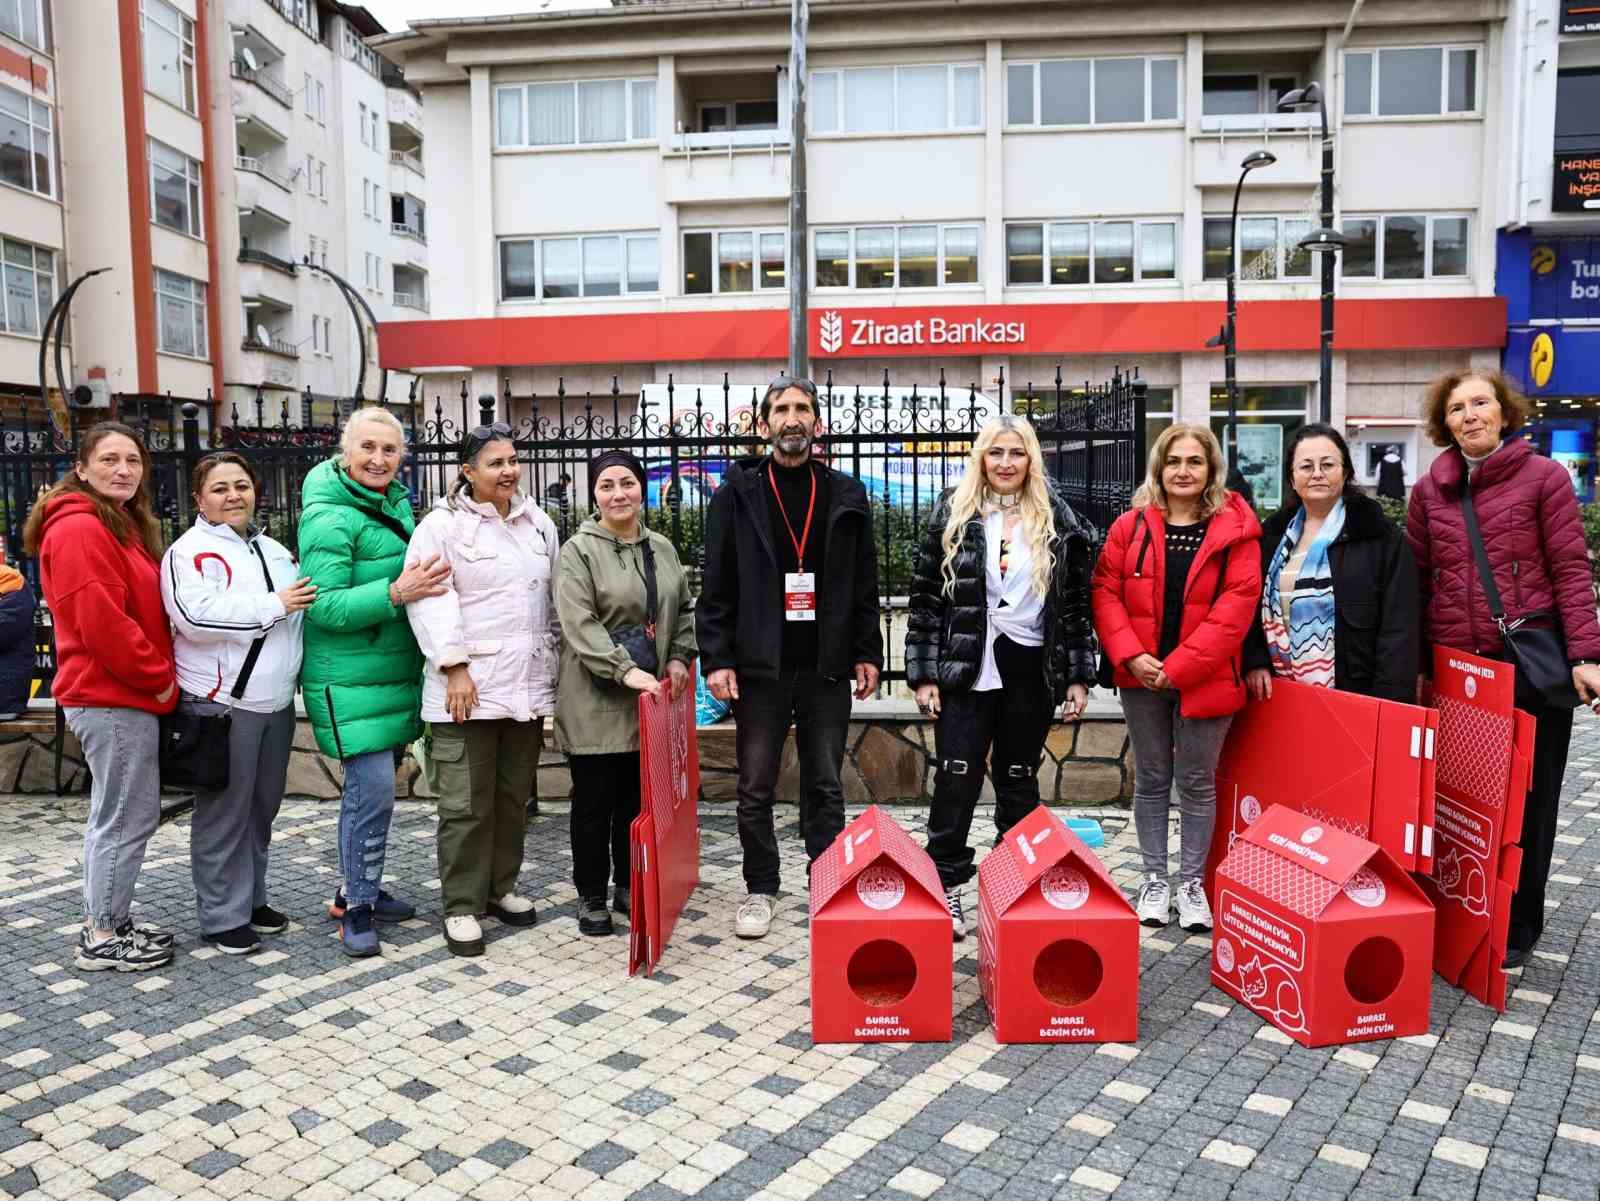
top-left (360, 0), bottom-right (609, 33)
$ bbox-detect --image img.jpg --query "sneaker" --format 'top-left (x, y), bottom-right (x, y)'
top-left (444, 914), bottom-right (484, 957)
top-left (202, 926), bottom-right (262, 956)
top-left (612, 886), bottom-right (630, 919)
top-left (249, 906), bottom-right (289, 935)
top-left (75, 930), bottom-right (173, 973)
top-left (578, 897), bottom-right (613, 937)
top-left (945, 888), bottom-right (967, 941)
top-left (1503, 942), bottom-right (1534, 971)
top-left (115, 919), bottom-right (175, 950)
top-left (735, 893), bottom-right (775, 940)
top-left (1136, 875), bottom-right (1171, 928)
top-left (486, 894), bottom-right (537, 928)
top-left (1176, 878), bottom-right (1212, 933)
top-left (340, 905), bottom-right (380, 958)
top-left (329, 889), bottom-right (415, 923)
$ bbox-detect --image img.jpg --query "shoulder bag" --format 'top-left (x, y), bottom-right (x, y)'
top-left (1459, 481), bottom-right (1580, 710)
top-left (607, 538), bottom-right (660, 677)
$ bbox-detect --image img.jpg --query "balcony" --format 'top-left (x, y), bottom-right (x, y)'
top-left (238, 247), bottom-right (297, 276)
top-left (662, 132), bottom-right (790, 206)
top-left (393, 291), bottom-right (429, 313)
top-left (391, 222), bottom-right (426, 245)
top-left (230, 59), bottom-right (291, 108)
top-left (1191, 117), bottom-right (1322, 190)
top-left (235, 161), bottom-right (293, 225)
top-left (387, 87), bottom-right (422, 136)
top-left (233, 85), bottom-right (290, 143)
top-left (389, 148), bottom-right (423, 176)
top-left (242, 333), bottom-right (299, 359)
top-left (238, 256), bottom-right (297, 308)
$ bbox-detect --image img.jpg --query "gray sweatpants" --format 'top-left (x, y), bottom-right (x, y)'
top-left (65, 706), bottom-right (162, 931)
top-left (1120, 688), bottom-right (1234, 882)
top-left (188, 702), bottom-right (295, 935)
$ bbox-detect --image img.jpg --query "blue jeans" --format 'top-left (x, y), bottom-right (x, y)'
top-left (338, 748), bottom-right (398, 909)
top-left (66, 707), bottom-right (161, 930)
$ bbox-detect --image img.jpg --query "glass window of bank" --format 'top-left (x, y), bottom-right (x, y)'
top-left (1525, 397), bottom-right (1600, 506)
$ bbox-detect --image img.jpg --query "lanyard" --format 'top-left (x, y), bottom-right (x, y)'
top-left (767, 463), bottom-right (817, 568)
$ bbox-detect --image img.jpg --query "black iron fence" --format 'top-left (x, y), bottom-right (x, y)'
top-left (0, 366), bottom-right (1145, 682)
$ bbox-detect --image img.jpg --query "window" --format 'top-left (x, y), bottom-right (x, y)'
top-left (698, 99), bottom-right (781, 133)
top-left (1007, 57), bottom-right (1180, 127)
top-left (497, 233), bottom-right (660, 300)
top-left (358, 103), bottom-right (368, 145)
top-left (310, 313), bottom-right (321, 354)
top-left (808, 64), bottom-right (983, 134)
top-left (322, 316), bottom-right (333, 355)
top-left (155, 269), bottom-right (206, 358)
top-left (1, 238), bottom-right (52, 337)
top-left (369, 109), bottom-right (380, 150)
top-left (0, 0), bottom-right (45, 51)
top-left (682, 229), bottom-right (785, 295)
top-left (1006, 219), bottom-right (1178, 285)
top-left (812, 223), bottom-right (981, 289)
top-left (1200, 215), bottom-right (1315, 280)
top-left (1209, 385), bottom-right (1308, 510)
top-left (1556, 68), bottom-right (1600, 151)
top-left (142, 0), bottom-right (196, 114)
top-left (0, 84), bottom-right (51, 197)
top-left (494, 78), bottom-right (656, 147)
top-left (304, 73), bottom-right (314, 116)
top-left (361, 179), bottom-right (371, 216)
top-left (1202, 74), bottom-right (1299, 117)
top-left (317, 160), bottom-right (327, 199)
top-left (149, 139), bottom-right (201, 238)
top-left (1343, 47), bottom-right (1479, 116)
top-left (1340, 214), bottom-right (1470, 279)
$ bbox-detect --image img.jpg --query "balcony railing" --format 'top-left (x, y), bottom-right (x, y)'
top-left (392, 223), bottom-right (426, 244)
top-left (238, 248), bottom-right (298, 276)
top-left (230, 59), bottom-right (292, 108)
top-left (389, 149), bottom-right (424, 176)
top-left (1195, 110), bottom-right (1321, 134)
top-left (668, 128), bottom-right (791, 154)
top-left (243, 335), bottom-right (300, 359)
top-left (393, 292), bottom-right (429, 313)
top-left (235, 155), bottom-right (292, 191)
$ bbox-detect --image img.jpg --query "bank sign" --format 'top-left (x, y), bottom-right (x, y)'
top-left (814, 307), bottom-right (1027, 357)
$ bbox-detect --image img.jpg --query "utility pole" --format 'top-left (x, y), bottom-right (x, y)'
top-left (787, 0), bottom-right (808, 377)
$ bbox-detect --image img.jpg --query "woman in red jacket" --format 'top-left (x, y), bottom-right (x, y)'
top-left (1406, 368), bottom-right (1600, 969)
top-left (1092, 424), bottom-right (1262, 933)
top-left (23, 422), bottom-right (177, 973)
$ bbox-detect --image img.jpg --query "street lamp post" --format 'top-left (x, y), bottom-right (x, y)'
top-left (1277, 82), bottom-right (1348, 423)
top-left (1208, 150), bottom-right (1276, 488)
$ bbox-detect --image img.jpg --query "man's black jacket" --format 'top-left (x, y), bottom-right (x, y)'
top-left (696, 456), bottom-right (884, 681)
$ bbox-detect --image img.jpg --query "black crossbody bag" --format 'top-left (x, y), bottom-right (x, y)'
top-left (607, 538), bottom-right (660, 677)
top-left (160, 547), bottom-right (278, 790)
top-left (1459, 481), bottom-right (1580, 710)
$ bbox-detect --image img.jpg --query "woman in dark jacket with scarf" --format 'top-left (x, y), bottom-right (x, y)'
top-left (906, 415), bottom-right (1096, 940)
top-left (1243, 424), bottom-right (1418, 704)
top-left (1407, 368), bottom-right (1600, 968)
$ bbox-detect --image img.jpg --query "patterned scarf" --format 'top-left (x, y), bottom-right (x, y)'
top-left (1261, 498), bottom-right (1345, 688)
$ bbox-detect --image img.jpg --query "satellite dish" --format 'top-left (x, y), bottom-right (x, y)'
top-left (240, 47), bottom-right (258, 71)
top-left (254, 324), bottom-right (272, 347)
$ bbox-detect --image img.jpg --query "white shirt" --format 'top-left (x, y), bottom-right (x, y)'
top-left (973, 509), bottom-right (1045, 691)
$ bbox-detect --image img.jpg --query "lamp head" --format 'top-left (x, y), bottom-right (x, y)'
top-left (1240, 149), bottom-right (1277, 172)
top-left (1276, 81), bottom-right (1323, 111)
top-left (1298, 226), bottom-right (1350, 254)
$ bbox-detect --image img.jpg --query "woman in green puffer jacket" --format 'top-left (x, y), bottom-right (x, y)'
top-left (298, 408), bottom-right (448, 957)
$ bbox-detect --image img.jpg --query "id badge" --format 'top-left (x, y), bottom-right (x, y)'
top-left (784, 571), bottom-right (817, 622)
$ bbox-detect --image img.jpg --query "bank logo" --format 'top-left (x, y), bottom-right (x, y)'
top-left (1301, 825), bottom-right (1324, 845)
top-left (856, 864), bottom-right (905, 911)
top-left (819, 310), bottom-right (844, 355)
top-left (1465, 676), bottom-right (1478, 699)
top-left (1532, 245), bottom-right (1557, 275)
top-left (1530, 332), bottom-right (1555, 390)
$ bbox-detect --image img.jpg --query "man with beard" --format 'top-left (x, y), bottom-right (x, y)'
top-left (698, 375), bottom-right (883, 938)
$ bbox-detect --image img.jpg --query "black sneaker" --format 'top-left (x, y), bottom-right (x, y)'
top-left (249, 906), bottom-right (289, 935)
top-left (203, 926), bottom-right (262, 956)
top-left (76, 930), bottom-right (173, 972)
top-left (1503, 942), bottom-right (1534, 970)
top-left (578, 898), bottom-right (613, 937)
top-left (612, 886), bottom-right (630, 918)
top-left (115, 920), bottom-right (175, 950)
top-left (945, 889), bottom-right (966, 942)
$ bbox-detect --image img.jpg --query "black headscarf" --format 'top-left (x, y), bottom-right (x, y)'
top-left (588, 449), bottom-right (647, 505)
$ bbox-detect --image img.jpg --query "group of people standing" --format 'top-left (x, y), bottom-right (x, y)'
top-left (21, 365), bottom-right (1596, 978)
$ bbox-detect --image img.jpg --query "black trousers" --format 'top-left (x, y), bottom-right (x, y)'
top-left (733, 666), bottom-right (853, 895)
top-left (568, 751), bottom-right (640, 903)
top-left (1509, 703), bottom-right (1575, 953)
top-left (925, 635), bottom-right (1054, 890)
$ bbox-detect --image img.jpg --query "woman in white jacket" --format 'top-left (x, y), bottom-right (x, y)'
top-left (162, 453), bottom-right (316, 954)
top-left (405, 423), bottom-right (560, 957)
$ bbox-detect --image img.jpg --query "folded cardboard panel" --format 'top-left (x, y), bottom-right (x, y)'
top-left (627, 682), bottom-right (702, 978)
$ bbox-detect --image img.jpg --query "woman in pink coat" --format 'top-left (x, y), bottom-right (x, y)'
top-left (405, 424), bottom-right (560, 957)
top-left (1406, 368), bottom-right (1600, 968)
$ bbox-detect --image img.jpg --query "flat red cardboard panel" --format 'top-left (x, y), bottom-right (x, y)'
top-left (638, 684), bottom-right (701, 961)
top-left (1416, 709), bottom-right (1440, 874)
top-left (1372, 700), bottom-right (1436, 872)
top-left (1237, 803), bottom-right (1379, 893)
top-left (810, 805), bottom-right (945, 916)
top-left (628, 812), bottom-right (662, 977)
top-left (628, 814), bottom-right (646, 976)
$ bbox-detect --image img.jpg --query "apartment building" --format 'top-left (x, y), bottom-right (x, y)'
top-left (376, 0), bottom-right (1513, 497)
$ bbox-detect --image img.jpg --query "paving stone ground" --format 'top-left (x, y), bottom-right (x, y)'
top-left (1, 714), bottom-right (1599, 1201)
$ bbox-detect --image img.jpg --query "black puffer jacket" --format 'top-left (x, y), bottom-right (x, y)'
top-left (905, 485), bottom-right (1097, 701)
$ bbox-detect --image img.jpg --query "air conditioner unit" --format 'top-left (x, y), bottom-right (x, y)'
top-left (75, 376), bottom-right (110, 408)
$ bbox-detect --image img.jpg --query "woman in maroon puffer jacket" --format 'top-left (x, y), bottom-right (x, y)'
top-left (1406, 368), bottom-right (1600, 969)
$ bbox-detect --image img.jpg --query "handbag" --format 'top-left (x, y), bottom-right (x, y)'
top-left (1460, 481), bottom-right (1580, 710)
top-left (159, 546), bottom-right (278, 790)
top-left (608, 537), bottom-right (660, 677)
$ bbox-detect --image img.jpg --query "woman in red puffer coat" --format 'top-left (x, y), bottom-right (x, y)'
top-left (1092, 424), bottom-right (1262, 936)
top-left (1406, 368), bottom-right (1600, 969)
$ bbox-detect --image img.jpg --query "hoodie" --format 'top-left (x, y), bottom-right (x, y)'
top-left (36, 493), bottom-right (176, 714)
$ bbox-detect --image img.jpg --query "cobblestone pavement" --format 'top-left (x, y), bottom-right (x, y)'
top-left (1, 720), bottom-right (1599, 1201)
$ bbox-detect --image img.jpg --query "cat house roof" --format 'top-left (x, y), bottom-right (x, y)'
top-left (809, 805), bottom-right (944, 915)
top-left (977, 804), bottom-right (1128, 918)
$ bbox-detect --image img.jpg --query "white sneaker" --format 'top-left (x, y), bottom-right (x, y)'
top-left (443, 914), bottom-right (484, 957)
top-left (1176, 878), bottom-right (1212, 933)
top-left (735, 893), bottom-right (775, 939)
top-left (945, 889), bottom-right (966, 941)
top-left (1135, 875), bottom-right (1171, 928)
top-left (487, 893), bottom-right (537, 927)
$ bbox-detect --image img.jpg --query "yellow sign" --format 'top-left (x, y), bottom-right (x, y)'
top-left (1532, 245), bottom-right (1557, 275)
top-left (1530, 332), bottom-right (1555, 389)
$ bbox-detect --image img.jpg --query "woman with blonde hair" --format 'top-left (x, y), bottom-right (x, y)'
top-left (906, 414), bottom-right (1097, 939)
top-left (1091, 423), bottom-right (1261, 933)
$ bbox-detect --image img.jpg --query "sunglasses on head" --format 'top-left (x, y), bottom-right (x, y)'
top-left (767, 374), bottom-right (818, 397)
top-left (464, 421), bottom-right (513, 447)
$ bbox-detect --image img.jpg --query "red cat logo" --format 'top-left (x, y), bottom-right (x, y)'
top-left (1237, 955), bottom-right (1308, 1036)
top-left (1434, 847), bottom-right (1488, 916)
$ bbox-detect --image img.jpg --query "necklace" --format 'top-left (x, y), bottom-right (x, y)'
top-left (986, 489), bottom-right (1021, 511)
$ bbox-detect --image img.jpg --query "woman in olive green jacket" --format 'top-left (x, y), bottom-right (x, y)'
top-left (555, 450), bottom-right (696, 937)
top-left (298, 408), bottom-right (448, 957)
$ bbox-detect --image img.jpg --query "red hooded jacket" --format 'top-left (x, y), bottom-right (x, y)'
top-left (37, 493), bottom-right (176, 714)
top-left (1091, 491), bottom-right (1264, 718)
top-left (1406, 438), bottom-right (1600, 667)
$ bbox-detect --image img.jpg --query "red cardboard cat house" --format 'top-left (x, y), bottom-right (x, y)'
top-left (809, 806), bottom-right (951, 1044)
top-left (1206, 679), bottom-right (1438, 904)
top-left (1211, 803), bottom-right (1434, 1047)
top-left (976, 805), bottom-right (1138, 1044)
